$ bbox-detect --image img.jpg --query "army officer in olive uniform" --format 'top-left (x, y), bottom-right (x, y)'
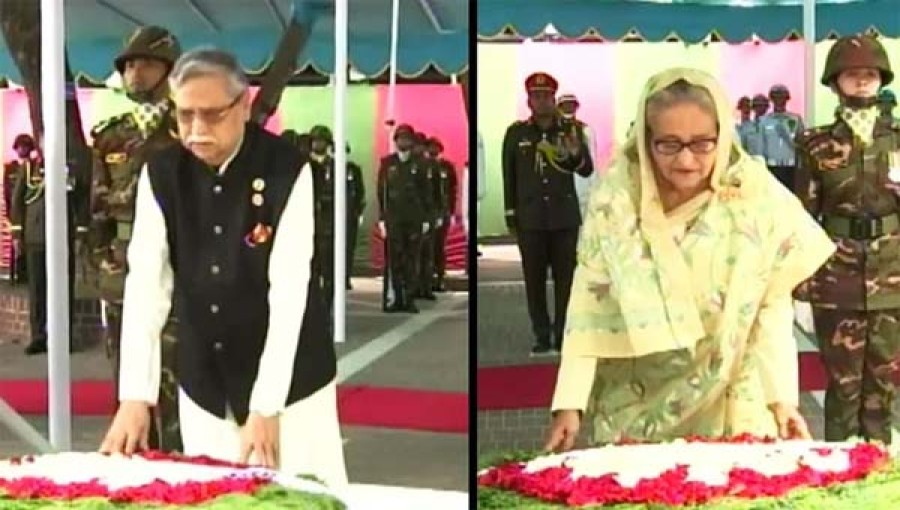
top-left (10, 143), bottom-right (89, 355)
top-left (501, 72), bottom-right (593, 357)
top-left (377, 124), bottom-right (433, 313)
top-left (89, 25), bottom-right (183, 452)
top-left (794, 35), bottom-right (900, 445)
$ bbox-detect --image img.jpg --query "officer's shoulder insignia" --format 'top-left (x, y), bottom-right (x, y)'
top-left (105, 152), bottom-right (127, 164)
top-left (90, 113), bottom-right (130, 138)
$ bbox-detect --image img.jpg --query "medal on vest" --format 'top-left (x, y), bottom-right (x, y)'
top-left (244, 222), bottom-right (273, 247)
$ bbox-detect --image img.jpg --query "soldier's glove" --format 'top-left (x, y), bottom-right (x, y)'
top-left (436, 217), bottom-right (443, 228)
top-left (422, 222), bottom-right (430, 234)
top-left (378, 221), bottom-right (387, 238)
top-left (358, 215), bottom-right (364, 227)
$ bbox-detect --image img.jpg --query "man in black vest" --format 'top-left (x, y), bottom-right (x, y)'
top-left (501, 72), bottom-right (593, 357)
top-left (99, 48), bottom-right (346, 488)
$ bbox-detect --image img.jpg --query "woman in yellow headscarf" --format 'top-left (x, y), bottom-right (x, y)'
top-left (544, 68), bottom-right (836, 451)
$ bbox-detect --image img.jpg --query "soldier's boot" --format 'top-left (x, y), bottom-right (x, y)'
top-left (401, 288), bottom-right (419, 314)
top-left (433, 275), bottom-right (447, 293)
top-left (24, 340), bottom-right (47, 355)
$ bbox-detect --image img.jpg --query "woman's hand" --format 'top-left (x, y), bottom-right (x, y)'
top-left (768, 402), bottom-right (812, 439)
top-left (544, 410), bottom-right (581, 453)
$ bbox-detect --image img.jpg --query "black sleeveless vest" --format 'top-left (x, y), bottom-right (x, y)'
top-left (146, 123), bottom-right (335, 425)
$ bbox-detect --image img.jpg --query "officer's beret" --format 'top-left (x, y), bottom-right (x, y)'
top-left (525, 72), bottom-right (558, 94)
top-left (394, 124), bottom-right (414, 140)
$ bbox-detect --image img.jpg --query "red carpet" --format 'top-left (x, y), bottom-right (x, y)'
top-left (0, 380), bottom-right (467, 434)
top-left (478, 353), bottom-right (900, 411)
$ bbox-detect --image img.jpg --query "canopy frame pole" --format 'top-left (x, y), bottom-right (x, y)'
top-left (333, 0), bottom-right (348, 344)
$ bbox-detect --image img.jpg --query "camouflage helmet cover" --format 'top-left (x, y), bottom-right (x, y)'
top-left (309, 125), bottom-right (333, 142)
top-left (115, 26), bottom-right (182, 74)
top-left (821, 35), bottom-right (893, 87)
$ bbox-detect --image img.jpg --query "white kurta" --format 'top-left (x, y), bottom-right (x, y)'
top-left (117, 145), bottom-right (347, 488)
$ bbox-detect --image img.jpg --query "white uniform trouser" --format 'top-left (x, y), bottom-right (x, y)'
top-left (178, 379), bottom-right (348, 489)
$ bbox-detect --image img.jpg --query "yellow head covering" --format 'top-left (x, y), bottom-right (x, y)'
top-left (563, 67), bottom-right (834, 359)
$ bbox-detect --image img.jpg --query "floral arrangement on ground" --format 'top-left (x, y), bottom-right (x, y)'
top-left (477, 434), bottom-right (900, 509)
top-left (0, 450), bottom-right (346, 509)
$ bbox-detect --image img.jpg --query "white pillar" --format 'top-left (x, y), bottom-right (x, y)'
top-left (803, 0), bottom-right (816, 123)
top-left (41, 0), bottom-right (71, 450)
top-left (333, 0), bottom-right (348, 343)
top-left (387, 0), bottom-right (400, 151)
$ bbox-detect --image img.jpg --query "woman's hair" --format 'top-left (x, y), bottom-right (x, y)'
top-left (645, 79), bottom-right (717, 127)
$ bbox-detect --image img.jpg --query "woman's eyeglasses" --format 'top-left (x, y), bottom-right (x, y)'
top-left (175, 94), bottom-right (242, 125)
top-left (651, 137), bottom-right (718, 156)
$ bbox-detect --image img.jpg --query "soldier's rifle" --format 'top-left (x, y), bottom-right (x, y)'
top-left (250, 16), bottom-right (308, 128)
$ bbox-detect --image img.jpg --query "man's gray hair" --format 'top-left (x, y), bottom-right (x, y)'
top-left (169, 48), bottom-right (249, 98)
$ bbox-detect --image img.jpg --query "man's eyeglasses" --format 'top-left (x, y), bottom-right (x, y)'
top-left (175, 94), bottom-right (242, 125)
top-left (651, 137), bottom-right (718, 156)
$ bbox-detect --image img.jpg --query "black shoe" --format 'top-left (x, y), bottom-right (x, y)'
top-left (404, 302), bottom-right (420, 313)
top-left (529, 344), bottom-right (553, 357)
top-left (24, 341), bottom-right (47, 356)
top-left (420, 292), bottom-right (437, 301)
top-left (384, 304), bottom-right (402, 313)
top-left (346, 280), bottom-right (353, 291)
top-left (433, 281), bottom-right (447, 293)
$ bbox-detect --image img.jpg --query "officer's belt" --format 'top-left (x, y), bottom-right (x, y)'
top-left (116, 221), bottom-right (133, 241)
top-left (821, 213), bottom-right (900, 240)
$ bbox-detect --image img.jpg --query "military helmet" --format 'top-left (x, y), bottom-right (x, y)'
top-left (393, 123), bottom-right (414, 140)
top-left (309, 125), bottom-right (333, 143)
top-left (751, 94), bottom-right (769, 105)
top-left (878, 88), bottom-right (897, 105)
top-left (13, 133), bottom-right (35, 151)
top-left (115, 26), bottom-right (182, 74)
top-left (737, 96), bottom-right (751, 108)
top-left (769, 84), bottom-right (790, 99)
top-left (821, 35), bottom-right (893, 87)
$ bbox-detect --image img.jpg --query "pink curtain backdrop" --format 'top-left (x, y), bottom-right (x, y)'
top-left (516, 41), bottom-right (618, 172)
top-left (370, 84), bottom-right (469, 272)
top-left (719, 39), bottom-right (807, 122)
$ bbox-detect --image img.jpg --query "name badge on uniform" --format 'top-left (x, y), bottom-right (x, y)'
top-left (105, 152), bottom-right (127, 164)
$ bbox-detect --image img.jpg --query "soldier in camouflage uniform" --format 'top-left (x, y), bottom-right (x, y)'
top-left (794, 35), bottom-right (900, 444)
top-left (878, 88), bottom-right (897, 122)
top-left (426, 136), bottom-right (458, 292)
top-left (89, 26), bottom-right (182, 452)
top-left (377, 124), bottom-right (433, 313)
